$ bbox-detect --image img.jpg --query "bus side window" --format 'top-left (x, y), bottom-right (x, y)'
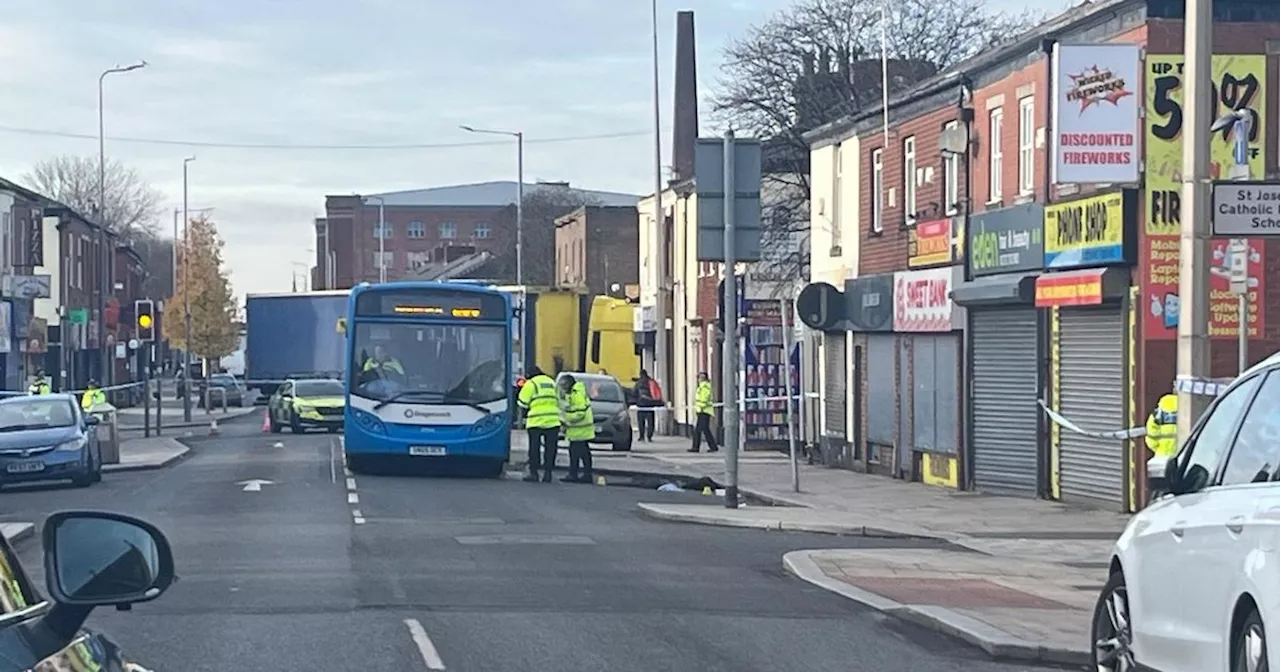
top-left (590, 331), bottom-right (601, 364)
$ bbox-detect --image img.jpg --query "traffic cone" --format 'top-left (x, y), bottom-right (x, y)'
top-left (261, 410), bottom-right (270, 432)
top-left (701, 486), bottom-right (712, 496)
top-left (209, 419), bottom-right (219, 435)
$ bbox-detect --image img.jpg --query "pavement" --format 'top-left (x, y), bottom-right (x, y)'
top-left (115, 396), bottom-right (261, 430)
top-left (513, 432), bottom-right (1117, 664)
top-left (0, 414), bottom-right (1062, 671)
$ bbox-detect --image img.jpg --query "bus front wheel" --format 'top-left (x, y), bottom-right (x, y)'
top-left (347, 455), bottom-right (370, 474)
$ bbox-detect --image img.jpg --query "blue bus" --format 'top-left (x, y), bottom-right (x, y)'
top-left (341, 281), bottom-right (513, 476)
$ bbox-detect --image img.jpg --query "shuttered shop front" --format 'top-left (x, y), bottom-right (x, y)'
top-left (822, 332), bottom-right (847, 441)
top-left (1057, 306), bottom-right (1125, 504)
top-left (971, 308), bottom-right (1040, 494)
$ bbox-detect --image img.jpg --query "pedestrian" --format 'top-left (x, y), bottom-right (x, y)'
top-left (635, 369), bottom-right (661, 442)
top-left (1144, 393), bottom-right (1178, 499)
top-left (517, 365), bottom-right (560, 482)
top-left (558, 373), bottom-right (595, 483)
top-left (27, 370), bottom-right (50, 395)
top-left (689, 372), bottom-right (718, 453)
top-left (81, 379), bottom-right (106, 411)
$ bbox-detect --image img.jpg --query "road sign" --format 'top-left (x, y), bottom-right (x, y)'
top-left (695, 136), bottom-right (763, 262)
top-left (1211, 181), bottom-right (1280, 236)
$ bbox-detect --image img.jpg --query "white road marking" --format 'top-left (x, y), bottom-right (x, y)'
top-left (346, 477), bottom-right (357, 490)
top-left (347, 492), bottom-right (359, 504)
top-left (329, 438), bottom-right (337, 483)
top-left (403, 618), bottom-right (446, 670)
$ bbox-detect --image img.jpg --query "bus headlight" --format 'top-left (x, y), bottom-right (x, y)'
top-left (470, 412), bottom-right (507, 436)
top-left (352, 408), bottom-right (386, 434)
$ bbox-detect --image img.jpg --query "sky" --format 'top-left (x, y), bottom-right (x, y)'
top-left (0, 0), bottom-right (1055, 300)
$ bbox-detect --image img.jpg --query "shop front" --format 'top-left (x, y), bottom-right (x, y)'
top-left (796, 281), bottom-right (851, 466)
top-left (893, 264), bottom-right (965, 487)
top-left (843, 274), bottom-right (894, 470)
top-left (1038, 189), bottom-right (1137, 508)
top-left (952, 202), bottom-right (1045, 496)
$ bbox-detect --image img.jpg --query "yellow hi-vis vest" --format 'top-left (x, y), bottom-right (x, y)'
top-left (518, 375), bottom-right (560, 429)
top-left (1145, 393), bottom-right (1179, 458)
top-left (81, 388), bottom-right (106, 411)
top-left (695, 381), bottom-right (714, 415)
top-left (28, 379), bottom-right (50, 395)
top-left (561, 382), bottom-right (595, 441)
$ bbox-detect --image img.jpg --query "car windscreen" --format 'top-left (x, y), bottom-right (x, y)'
top-left (582, 379), bottom-right (625, 403)
top-left (0, 398), bottom-right (77, 431)
top-left (295, 380), bottom-right (344, 397)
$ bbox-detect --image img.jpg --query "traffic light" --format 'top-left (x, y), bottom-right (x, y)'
top-left (136, 299), bottom-right (155, 341)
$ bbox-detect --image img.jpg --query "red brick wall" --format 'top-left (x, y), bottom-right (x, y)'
top-left (858, 105), bottom-right (962, 275)
top-left (972, 61), bottom-right (1050, 212)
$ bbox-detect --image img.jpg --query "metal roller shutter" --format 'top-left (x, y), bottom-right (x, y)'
top-left (822, 332), bottom-right (847, 439)
top-left (971, 308), bottom-right (1040, 494)
top-left (1058, 306), bottom-right (1125, 504)
top-left (866, 334), bottom-right (895, 446)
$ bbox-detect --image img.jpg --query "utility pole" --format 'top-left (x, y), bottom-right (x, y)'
top-left (182, 156), bottom-right (195, 423)
top-left (651, 0), bottom-right (671, 436)
top-left (721, 129), bottom-right (740, 509)
top-left (1175, 0), bottom-right (1213, 443)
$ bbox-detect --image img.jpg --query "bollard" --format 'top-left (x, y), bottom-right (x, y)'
top-left (209, 419), bottom-right (219, 435)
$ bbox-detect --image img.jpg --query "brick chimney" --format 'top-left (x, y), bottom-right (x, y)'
top-left (671, 10), bottom-right (697, 182)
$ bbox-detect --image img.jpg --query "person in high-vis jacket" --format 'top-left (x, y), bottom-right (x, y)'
top-left (1145, 393), bottom-right (1179, 498)
top-left (28, 370), bottom-right (50, 396)
top-left (517, 366), bottom-right (560, 483)
top-left (689, 372), bottom-right (719, 453)
top-left (362, 345), bottom-right (405, 380)
top-left (81, 380), bottom-right (106, 411)
top-left (558, 374), bottom-right (595, 483)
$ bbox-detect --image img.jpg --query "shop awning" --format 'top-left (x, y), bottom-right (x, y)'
top-left (950, 272), bottom-right (1038, 307)
top-left (1034, 266), bottom-right (1130, 307)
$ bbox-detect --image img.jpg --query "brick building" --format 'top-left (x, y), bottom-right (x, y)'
top-left (316, 181), bottom-right (639, 288)
top-left (802, 0), bottom-right (1280, 512)
top-left (554, 205), bottom-right (639, 296)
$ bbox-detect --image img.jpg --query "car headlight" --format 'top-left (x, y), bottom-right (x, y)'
top-left (295, 404), bottom-right (314, 413)
top-left (614, 410), bottom-right (629, 423)
top-left (55, 437), bottom-right (87, 452)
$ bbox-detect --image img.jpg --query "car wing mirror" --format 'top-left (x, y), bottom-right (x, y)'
top-left (43, 511), bottom-right (175, 609)
top-left (84, 415), bottom-right (100, 426)
top-left (1164, 456), bottom-right (1183, 493)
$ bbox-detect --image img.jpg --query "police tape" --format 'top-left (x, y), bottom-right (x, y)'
top-left (623, 392), bottom-right (821, 415)
top-left (1038, 376), bottom-right (1233, 441)
top-left (0, 380), bottom-right (148, 398)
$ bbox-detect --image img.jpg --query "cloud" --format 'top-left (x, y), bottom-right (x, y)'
top-left (149, 36), bottom-right (263, 67)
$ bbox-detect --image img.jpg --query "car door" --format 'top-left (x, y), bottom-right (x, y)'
top-left (1130, 373), bottom-right (1262, 670)
top-left (276, 382), bottom-right (294, 421)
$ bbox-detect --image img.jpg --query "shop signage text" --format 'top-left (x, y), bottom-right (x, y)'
top-left (1035, 270), bottom-right (1104, 307)
top-left (1051, 43), bottom-right (1142, 184)
top-left (1044, 191), bottom-right (1131, 269)
top-left (893, 267), bottom-right (958, 332)
top-left (908, 218), bottom-right (962, 268)
top-left (968, 203), bottom-right (1045, 277)
top-left (1211, 181), bottom-right (1280, 236)
top-left (1143, 54), bottom-right (1268, 339)
top-left (845, 274), bottom-right (894, 332)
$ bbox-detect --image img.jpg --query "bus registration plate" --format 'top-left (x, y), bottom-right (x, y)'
top-left (409, 446), bottom-right (447, 456)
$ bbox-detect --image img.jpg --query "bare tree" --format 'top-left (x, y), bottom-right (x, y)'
top-left (712, 0), bottom-right (1042, 281)
top-left (23, 155), bottom-right (163, 245)
top-left (487, 185), bottom-right (604, 285)
top-left (133, 237), bottom-right (175, 300)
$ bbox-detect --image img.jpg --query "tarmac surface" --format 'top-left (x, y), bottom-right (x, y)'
top-left (4, 414), bottom-right (1065, 671)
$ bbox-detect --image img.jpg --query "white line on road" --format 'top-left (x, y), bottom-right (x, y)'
top-left (329, 438), bottom-right (337, 484)
top-left (346, 477), bottom-right (357, 490)
top-left (347, 492), bottom-right (359, 504)
top-left (403, 618), bottom-right (446, 670)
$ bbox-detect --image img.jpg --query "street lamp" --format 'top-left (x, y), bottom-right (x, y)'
top-left (361, 195), bottom-right (387, 283)
top-left (97, 60), bottom-right (147, 387)
top-left (460, 125), bottom-right (524, 284)
top-left (181, 155), bottom-right (195, 423)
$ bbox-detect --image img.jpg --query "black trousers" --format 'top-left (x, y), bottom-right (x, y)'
top-left (637, 410), bottom-right (655, 440)
top-left (526, 427), bottom-right (558, 476)
top-left (692, 413), bottom-right (718, 452)
top-left (567, 440), bottom-right (593, 478)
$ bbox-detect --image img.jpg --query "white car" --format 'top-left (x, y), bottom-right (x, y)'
top-left (1094, 352), bottom-right (1280, 671)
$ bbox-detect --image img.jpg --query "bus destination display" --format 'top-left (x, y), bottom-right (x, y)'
top-left (356, 290), bottom-right (505, 320)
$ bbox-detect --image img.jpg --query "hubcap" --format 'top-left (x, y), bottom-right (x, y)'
top-left (1094, 585), bottom-right (1136, 672)
top-left (1243, 623), bottom-right (1266, 672)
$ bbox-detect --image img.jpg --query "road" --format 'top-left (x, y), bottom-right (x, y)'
top-left (4, 415), bottom-right (1061, 671)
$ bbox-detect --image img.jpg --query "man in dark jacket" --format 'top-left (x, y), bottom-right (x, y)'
top-left (634, 369), bottom-right (661, 442)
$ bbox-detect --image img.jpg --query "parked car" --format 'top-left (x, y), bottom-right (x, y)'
top-left (198, 372), bottom-right (245, 408)
top-left (1092, 350), bottom-right (1280, 672)
top-left (555, 372), bottom-right (633, 451)
top-left (0, 394), bottom-right (102, 489)
top-left (0, 510), bottom-right (175, 669)
top-left (268, 378), bottom-right (346, 433)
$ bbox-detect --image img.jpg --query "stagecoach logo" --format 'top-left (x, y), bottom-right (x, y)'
top-left (404, 409), bottom-right (451, 419)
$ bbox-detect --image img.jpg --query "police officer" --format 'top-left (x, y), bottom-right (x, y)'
top-left (559, 373), bottom-right (595, 483)
top-left (81, 379), bottom-right (106, 411)
top-left (28, 370), bottom-right (50, 395)
top-left (1145, 393), bottom-right (1178, 497)
top-left (517, 366), bottom-right (559, 483)
top-left (689, 372), bottom-right (718, 453)
top-left (362, 345), bottom-right (405, 380)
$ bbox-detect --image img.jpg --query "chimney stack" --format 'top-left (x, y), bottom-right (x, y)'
top-left (671, 10), bottom-right (698, 182)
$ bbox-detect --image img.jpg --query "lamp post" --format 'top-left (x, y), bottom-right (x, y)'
top-left (649, 0), bottom-right (670, 436)
top-left (460, 125), bottom-right (524, 284)
top-left (181, 155), bottom-right (195, 423)
top-left (97, 60), bottom-right (146, 387)
top-left (361, 195), bottom-right (387, 283)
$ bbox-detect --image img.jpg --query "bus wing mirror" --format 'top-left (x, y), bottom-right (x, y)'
top-left (336, 318), bottom-right (347, 335)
